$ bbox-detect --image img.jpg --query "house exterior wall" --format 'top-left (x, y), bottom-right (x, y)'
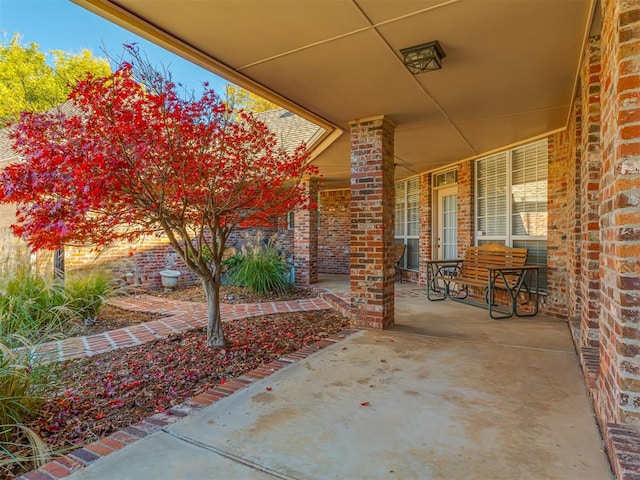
top-left (294, 178), bottom-right (319, 286)
top-left (567, 94), bottom-right (583, 327)
top-left (65, 224), bottom-right (282, 291)
top-left (596, 0), bottom-right (640, 432)
top-left (579, 36), bottom-right (603, 350)
top-left (456, 160), bottom-right (474, 259)
top-left (318, 189), bottom-right (350, 274)
top-left (418, 172), bottom-right (432, 285)
top-left (66, 237), bottom-right (200, 291)
top-left (545, 131), bottom-right (571, 318)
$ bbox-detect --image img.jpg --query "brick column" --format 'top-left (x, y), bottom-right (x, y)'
top-left (457, 160), bottom-right (474, 258)
top-left (418, 172), bottom-right (432, 286)
top-left (294, 178), bottom-right (319, 286)
top-left (596, 0), bottom-right (640, 426)
top-left (579, 36), bottom-right (602, 349)
top-left (349, 116), bottom-right (395, 329)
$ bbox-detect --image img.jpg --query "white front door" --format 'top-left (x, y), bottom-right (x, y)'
top-left (437, 186), bottom-right (458, 260)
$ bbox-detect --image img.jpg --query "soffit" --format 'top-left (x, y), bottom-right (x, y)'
top-left (73, 0), bottom-right (595, 189)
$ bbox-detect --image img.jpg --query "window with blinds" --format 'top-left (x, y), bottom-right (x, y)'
top-left (475, 139), bottom-right (548, 289)
top-left (395, 177), bottom-right (420, 270)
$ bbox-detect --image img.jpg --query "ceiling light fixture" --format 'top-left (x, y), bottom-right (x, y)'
top-left (400, 41), bottom-right (446, 74)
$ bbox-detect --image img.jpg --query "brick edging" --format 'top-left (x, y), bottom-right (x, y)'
top-left (16, 328), bottom-right (361, 480)
top-left (602, 423), bottom-right (640, 480)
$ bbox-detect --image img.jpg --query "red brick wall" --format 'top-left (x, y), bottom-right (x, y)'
top-left (579, 36), bottom-right (603, 349)
top-left (418, 172), bottom-right (432, 286)
top-left (567, 94), bottom-right (583, 327)
top-left (596, 0), bottom-right (640, 428)
top-left (349, 116), bottom-right (395, 329)
top-left (66, 224), bottom-right (282, 292)
top-left (294, 178), bottom-right (319, 286)
top-left (318, 189), bottom-right (350, 274)
top-left (545, 132), bottom-right (570, 318)
top-left (457, 160), bottom-right (474, 258)
top-left (66, 237), bottom-right (200, 291)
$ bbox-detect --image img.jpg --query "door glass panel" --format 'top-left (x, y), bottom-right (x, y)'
top-left (442, 194), bottom-right (458, 259)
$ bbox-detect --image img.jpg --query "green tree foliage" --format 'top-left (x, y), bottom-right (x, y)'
top-left (0, 34), bottom-right (110, 126)
top-left (224, 84), bottom-right (278, 113)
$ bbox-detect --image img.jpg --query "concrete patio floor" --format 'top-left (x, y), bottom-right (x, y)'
top-left (67, 276), bottom-right (613, 479)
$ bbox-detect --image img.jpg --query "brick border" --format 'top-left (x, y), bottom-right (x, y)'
top-left (17, 328), bottom-right (361, 479)
top-left (34, 296), bottom-right (334, 363)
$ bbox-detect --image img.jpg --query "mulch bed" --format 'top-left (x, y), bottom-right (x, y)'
top-left (5, 308), bottom-right (348, 479)
top-left (63, 304), bottom-right (165, 338)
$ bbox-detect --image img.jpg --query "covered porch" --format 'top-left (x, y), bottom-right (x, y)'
top-left (71, 1), bottom-right (640, 475)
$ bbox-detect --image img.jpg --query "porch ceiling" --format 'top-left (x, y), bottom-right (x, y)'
top-left (73, 0), bottom-right (595, 189)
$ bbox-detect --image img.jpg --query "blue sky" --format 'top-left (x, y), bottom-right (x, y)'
top-left (0, 0), bottom-right (229, 94)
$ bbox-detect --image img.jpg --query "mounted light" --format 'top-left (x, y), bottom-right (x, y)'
top-left (400, 41), bottom-right (446, 74)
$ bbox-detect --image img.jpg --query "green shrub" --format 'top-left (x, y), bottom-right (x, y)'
top-left (227, 237), bottom-right (291, 294)
top-left (0, 336), bottom-right (51, 473)
top-left (65, 270), bottom-right (113, 321)
top-left (0, 272), bottom-right (68, 342)
top-left (0, 269), bottom-right (114, 343)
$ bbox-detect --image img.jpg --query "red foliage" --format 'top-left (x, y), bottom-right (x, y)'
top-left (0, 62), bottom-right (317, 252)
top-left (0, 59), bottom-right (319, 347)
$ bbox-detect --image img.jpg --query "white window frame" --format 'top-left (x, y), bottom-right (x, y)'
top-left (474, 139), bottom-right (548, 287)
top-left (395, 177), bottom-right (420, 270)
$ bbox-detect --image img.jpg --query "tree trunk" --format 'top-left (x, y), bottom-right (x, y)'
top-left (203, 273), bottom-right (226, 348)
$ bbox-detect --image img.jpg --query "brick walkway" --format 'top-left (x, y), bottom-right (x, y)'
top-left (35, 296), bottom-right (334, 363)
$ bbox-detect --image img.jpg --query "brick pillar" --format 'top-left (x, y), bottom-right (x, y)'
top-left (418, 172), bottom-right (432, 286)
top-left (596, 0), bottom-right (640, 426)
top-left (294, 178), bottom-right (318, 286)
top-left (579, 36), bottom-right (602, 349)
top-left (457, 160), bottom-right (474, 258)
top-left (349, 116), bottom-right (395, 329)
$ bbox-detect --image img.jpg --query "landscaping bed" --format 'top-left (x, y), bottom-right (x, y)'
top-left (51, 285), bottom-right (318, 339)
top-left (4, 306), bottom-right (347, 479)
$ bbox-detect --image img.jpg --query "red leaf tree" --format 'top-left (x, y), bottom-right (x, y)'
top-left (0, 62), bottom-right (317, 348)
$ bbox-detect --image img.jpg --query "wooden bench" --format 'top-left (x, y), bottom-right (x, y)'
top-left (425, 244), bottom-right (544, 319)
